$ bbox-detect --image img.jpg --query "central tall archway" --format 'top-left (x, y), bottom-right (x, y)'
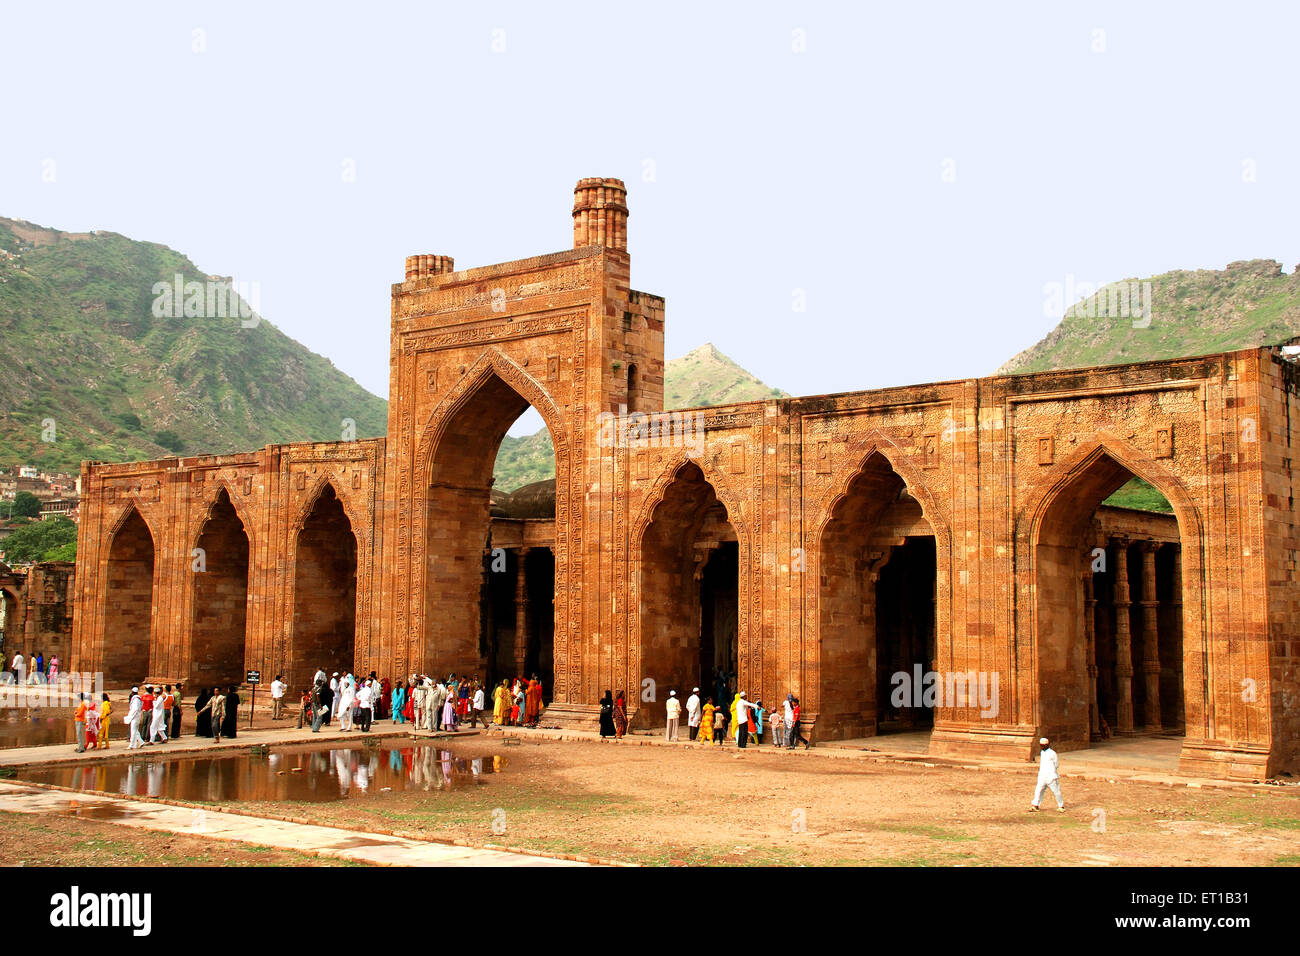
top-left (422, 367), bottom-right (559, 681)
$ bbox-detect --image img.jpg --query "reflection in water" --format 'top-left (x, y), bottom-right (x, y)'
top-left (0, 709), bottom-right (78, 749)
top-left (19, 740), bottom-right (505, 803)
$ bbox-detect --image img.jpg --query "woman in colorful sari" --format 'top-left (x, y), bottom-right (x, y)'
top-left (457, 680), bottom-right (470, 718)
top-left (441, 688), bottom-right (457, 732)
top-left (612, 690), bottom-right (628, 738)
top-left (525, 676), bottom-right (543, 726)
top-left (392, 680), bottom-right (407, 724)
top-left (699, 698), bottom-right (715, 744)
top-left (493, 680), bottom-right (510, 725)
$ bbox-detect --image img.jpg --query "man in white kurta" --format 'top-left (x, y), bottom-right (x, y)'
top-left (1030, 736), bottom-right (1064, 811)
top-left (685, 688), bottom-right (702, 741)
top-left (125, 688), bottom-right (144, 749)
top-left (149, 689), bottom-right (169, 743)
top-left (665, 690), bottom-right (681, 741)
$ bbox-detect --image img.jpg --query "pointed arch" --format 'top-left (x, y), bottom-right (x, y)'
top-left (1020, 429), bottom-right (1205, 750)
top-left (631, 455), bottom-right (751, 728)
top-left (1021, 430), bottom-right (1203, 546)
top-left (811, 430), bottom-right (951, 556)
top-left (190, 480), bottom-right (256, 552)
top-left (188, 484), bottom-right (252, 688)
top-left (410, 347), bottom-right (568, 679)
top-left (287, 481), bottom-right (358, 686)
top-left (415, 348), bottom-right (566, 487)
top-left (811, 433), bottom-right (951, 740)
top-left (107, 499), bottom-right (158, 547)
top-left (101, 505), bottom-right (156, 685)
top-left (291, 474), bottom-right (363, 540)
top-left (632, 451), bottom-right (751, 548)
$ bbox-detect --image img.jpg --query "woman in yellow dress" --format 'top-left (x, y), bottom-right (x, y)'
top-left (699, 699), bottom-right (715, 744)
top-left (493, 679), bottom-right (510, 725)
top-left (98, 693), bottom-right (112, 749)
top-left (728, 695), bottom-right (739, 745)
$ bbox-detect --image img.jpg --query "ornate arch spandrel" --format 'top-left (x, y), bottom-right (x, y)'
top-left (187, 479), bottom-right (257, 553)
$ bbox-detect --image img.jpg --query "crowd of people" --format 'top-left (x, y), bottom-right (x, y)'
top-left (67, 683), bottom-right (245, 750)
top-left (598, 684), bottom-right (812, 750)
top-left (8, 650), bottom-right (60, 684)
top-left (295, 669), bottom-right (546, 735)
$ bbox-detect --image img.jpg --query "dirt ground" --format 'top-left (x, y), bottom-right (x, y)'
top-left (0, 809), bottom-right (367, 866)
top-left (223, 736), bottom-right (1300, 866)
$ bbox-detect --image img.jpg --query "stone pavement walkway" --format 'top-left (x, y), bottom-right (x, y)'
top-left (0, 779), bottom-right (590, 867)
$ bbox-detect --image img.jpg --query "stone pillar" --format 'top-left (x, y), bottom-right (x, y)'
top-left (1084, 571), bottom-right (1100, 740)
top-left (1169, 545), bottom-right (1184, 731)
top-left (1140, 540), bottom-right (1162, 731)
top-left (513, 548), bottom-right (531, 677)
top-left (1112, 538), bottom-right (1135, 735)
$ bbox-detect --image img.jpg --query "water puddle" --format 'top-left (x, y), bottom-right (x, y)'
top-left (0, 709), bottom-right (78, 749)
top-left (17, 739), bottom-right (507, 803)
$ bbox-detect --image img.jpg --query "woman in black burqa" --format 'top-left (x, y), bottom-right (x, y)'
top-left (194, 687), bottom-right (213, 738)
top-left (221, 684), bottom-right (240, 739)
top-left (598, 690), bottom-right (615, 738)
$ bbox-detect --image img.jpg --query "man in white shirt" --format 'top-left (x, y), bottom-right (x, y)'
top-left (685, 687), bottom-right (702, 741)
top-left (1030, 736), bottom-right (1064, 812)
top-left (270, 674), bottom-right (287, 720)
top-left (329, 673), bottom-right (340, 719)
top-left (470, 683), bottom-right (490, 728)
top-left (735, 691), bottom-right (759, 749)
top-left (355, 679), bottom-right (373, 732)
top-left (665, 690), bottom-right (681, 741)
top-left (125, 687), bottom-right (144, 749)
top-left (10, 652), bottom-right (23, 685)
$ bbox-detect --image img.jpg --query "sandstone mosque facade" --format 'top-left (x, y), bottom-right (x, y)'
top-left (68, 178), bottom-right (1300, 780)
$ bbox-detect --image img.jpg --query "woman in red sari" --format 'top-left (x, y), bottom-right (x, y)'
top-left (525, 676), bottom-right (543, 726)
top-left (612, 690), bottom-right (628, 738)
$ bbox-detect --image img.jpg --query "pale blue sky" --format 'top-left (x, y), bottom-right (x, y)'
top-left (4, 1), bottom-right (1298, 437)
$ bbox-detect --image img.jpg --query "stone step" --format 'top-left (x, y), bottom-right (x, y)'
top-left (538, 702), bottom-right (603, 731)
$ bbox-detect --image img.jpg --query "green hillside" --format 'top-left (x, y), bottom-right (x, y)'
top-left (0, 217), bottom-right (387, 471)
top-left (999, 259), bottom-right (1300, 376)
top-left (664, 343), bottom-right (787, 409)
top-left (998, 259), bottom-right (1300, 513)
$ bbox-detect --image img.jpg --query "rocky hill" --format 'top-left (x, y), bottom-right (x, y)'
top-left (0, 217), bottom-right (387, 472)
top-left (999, 259), bottom-right (1300, 375)
top-left (997, 258), bottom-right (1300, 513)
